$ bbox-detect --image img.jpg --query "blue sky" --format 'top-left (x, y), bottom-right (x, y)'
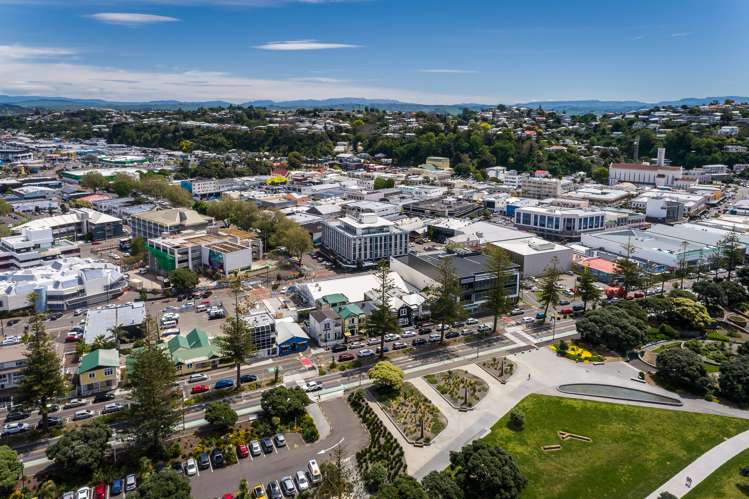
top-left (0, 0), bottom-right (747, 104)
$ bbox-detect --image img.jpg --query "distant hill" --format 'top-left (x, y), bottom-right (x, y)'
top-left (0, 103), bottom-right (30, 116)
top-left (1, 94), bottom-right (748, 115)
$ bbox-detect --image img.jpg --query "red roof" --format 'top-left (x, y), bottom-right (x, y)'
top-left (580, 257), bottom-right (617, 274)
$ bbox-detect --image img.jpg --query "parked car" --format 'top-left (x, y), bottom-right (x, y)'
top-left (392, 341), bottom-right (408, 350)
top-left (93, 392), bottom-right (115, 403)
top-left (38, 416), bottom-right (63, 429)
top-left (65, 331), bottom-right (83, 342)
top-left (412, 338), bottom-right (427, 346)
top-left (559, 299), bottom-right (571, 306)
top-left (295, 470), bottom-right (310, 492)
top-left (74, 308), bottom-right (86, 316)
top-left (337, 352), bottom-right (355, 362)
top-left (303, 381), bottom-right (322, 392)
top-left (1, 336), bottom-right (20, 346)
top-left (510, 308), bottom-right (524, 316)
top-left (6, 319), bottom-right (19, 326)
top-left (419, 327), bottom-right (432, 334)
top-left (171, 461), bottom-right (184, 473)
top-left (522, 316), bottom-right (535, 324)
top-left (252, 483), bottom-right (268, 499)
top-left (73, 409), bottom-right (94, 421)
top-left (274, 433), bottom-right (286, 448)
top-left (125, 474), bottom-right (137, 492)
top-left (357, 348), bottom-right (375, 358)
top-left (5, 410), bottom-right (30, 421)
top-left (331, 343), bottom-right (348, 353)
top-left (261, 437), bottom-right (275, 454)
top-left (214, 378), bottom-right (234, 390)
top-left (267, 480), bottom-right (282, 499)
top-left (185, 457), bottom-right (198, 476)
top-left (102, 403), bottom-right (125, 414)
top-left (188, 373), bottom-right (208, 383)
top-left (48, 312), bottom-right (63, 321)
top-left (211, 448), bottom-right (225, 468)
top-left (249, 440), bottom-right (262, 456)
top-left (428, 333), bottom-right (441, 343)
top-left (375, 346), bottom-right (390, 354)
top-left (197, 452), bottom-right (210, 470)
top-left (237, 443), bottom-right (249, 458)
top-left (63, 398), bottom-right (86, 409)
top-left (2, 422), bottom-right (30, 435)
top-left (367, 337), bottom-right (381, 345)
top-left (402, 330), bottom-right (417, 338)
top-left (93, 482), bottom-right (107, 499)
top-left (445, 331), bottom-right (460, 339)
top-left (110, 479), bottom-right (123, 496)
top-left (191, 384), bottom-right (209, 394)
top-left (240, 374), bottom-right (258, 384)
top-left (76, 487), bottom-right (91, 499)
top-left (280, 476), bottom-right (297, 497)
top-left (465, 318), bottom-right (479, 325)
top-left (383, 333), bottom-right (400, 341)
top-left (308, 459), bottom-right (322, 484)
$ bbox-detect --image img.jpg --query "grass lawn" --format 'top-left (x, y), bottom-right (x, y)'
top-left (685, 448), bottom-right (749, 498)
top-left (483, 394), bottom-right (749, 499)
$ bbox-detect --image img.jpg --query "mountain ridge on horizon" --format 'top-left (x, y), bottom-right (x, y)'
top-left (0, 94), bottom-right (747, 115)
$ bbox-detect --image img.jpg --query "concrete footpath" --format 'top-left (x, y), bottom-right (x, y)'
top-left (646, 429), bottom-right (749, 498)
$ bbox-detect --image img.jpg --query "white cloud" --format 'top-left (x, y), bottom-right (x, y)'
top-left (90, 13), bottom-right (180, 25)
top-left (671, 32), bottom-right (692, 37)
top-left (0, 60), bottom-right (491, 104)
top-left (419, 69), bottom-right (477, 74)
top-left (0, 44), bottom-right (77, 60)
top-left (255, 40), bottom-right (361, 51)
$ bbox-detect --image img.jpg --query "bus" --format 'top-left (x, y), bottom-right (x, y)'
top-left (119, 238), bottom-right (131, 252)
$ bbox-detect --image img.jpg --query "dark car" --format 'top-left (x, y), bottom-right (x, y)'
top-left (6, 410), bottom-right (30, 421)
top-left (412, 338), bottom-right (427, 347)
top-left (445, 331), bottom-right (460, 339)
top-left (6, 319), bottom-right (19, 326)
top-left (202, 290), bottom-right (213, 298)
top-left (331, 343), bottom-right (348, 353)
top-left (392, 341), bottom-right (408, 350)
top-left (48, 312), bottom-right (63, 321)
top-left (214, 378), bottom-right (234, 390)
top-left (337, 352), bottom-right (355, 362)
top-left (239, 374), bottom-right (258, 384)
top-left (197, 452), bottom-right (211, 470)
top-left (280, 476), bottom-right (296, 497)
top-left (559, 299), bottom-right (571, 306)
top-left (267, 481), bottom-right (283, 499)
top-left (110, 479), bottom-right (123, 496)
top-left (37, 416), bottom-right (63, 429)
top-left (261, 437), bottom-right (275, 454)
top-left (375, 346), bottom-right (389, 354)
top-left (171, 461), bottom-right (184, 473)
top-left (93, 392), bottom-right (115, 403)
top-left (419, 327), bottom-right (432, 335)
top-left (211, 448), bottom-right (225, 468)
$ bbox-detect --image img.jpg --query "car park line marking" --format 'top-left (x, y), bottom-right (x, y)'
top-left (208, 460), bottom-right (214, 472)
top-left (317, 437), bottom-right (345, 455)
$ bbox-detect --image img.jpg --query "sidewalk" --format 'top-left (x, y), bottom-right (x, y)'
top-left (646, 429), bottom-right (749, 498)
top-left (306, 402), bottom-right (331, 440)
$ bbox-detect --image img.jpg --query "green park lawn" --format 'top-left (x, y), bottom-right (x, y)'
top-left (685, 448), bottom-right (749, 498)
top-left (483, 394), bottom-right (749, 499)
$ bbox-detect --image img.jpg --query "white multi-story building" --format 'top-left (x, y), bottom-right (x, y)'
top-left (0, 227), bottom-right (80, 270)
top-left (520, 177), bottom-right (563, 199)
top-left (0, 257), bottom-right (127, 313)
top-left (321, 212), bottom-right (409, 270)
top-left (608, 162), bottom-right (683, 187)
top-left (146, 228), bottom-right (254, 275)
top-left (180, 178), bottom-right (237, 199)
top-left (513, 206), bottom-right (608, 240)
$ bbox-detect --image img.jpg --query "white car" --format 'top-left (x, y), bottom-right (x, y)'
top-left (401, 330), bottom-right (417, 338)
top-left (357, 348), bottom-right (375, 358)
top-left (466, 318), bottom-right (479, 325)
top-left (383, 333), bottom-right (400, 342)
top-left (295, 470), bottom-right (310, 491)
top-left (522, 316), bottom-right (535, 324)
top-left (76, 487), bottom-right (90, 499)
top-left (72, 409), bottom-right (94, 421)
top-left (303, 381), bottom-right (322, 393)
top-left (1, 336), bottom-right (20, 346)
top-left (188, 373), bottom-right (209, 383)
top-left (2, 422), bottom-right (30, 435)
top-left (74, 309), bottom-right (86, 317)
top-left (185, 457), bottom-right (197, 476)
top-left (64, 398), bottom-right (87, 409)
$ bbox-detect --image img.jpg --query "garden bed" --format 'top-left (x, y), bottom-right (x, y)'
top-left (550, 340), bottom-right (605, 363)
top-left (479, 356), bottom-right (516, 383)
top-left (424, 369), bottom-right (488, 411)
top-left (373, 383), bottom-right (447, 445)
top-left (348, 391), bottom-right (406, 480)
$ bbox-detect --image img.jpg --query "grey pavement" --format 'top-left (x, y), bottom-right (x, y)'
top-left (646, 428), bottom-right (749, 498)
top-left (305, 403), bottom-right (331, 440)
top-left (188, 397), bottom-right (367, 499)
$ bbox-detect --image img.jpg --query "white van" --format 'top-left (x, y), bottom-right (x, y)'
top-left (195, 303), bottom-right (207, 313)
top-left (307, 459), bottom-right (322, 484)
top-left (160, 319), bottom-right (177, 329)
top-left (161, 328), bottom-right (180, 337)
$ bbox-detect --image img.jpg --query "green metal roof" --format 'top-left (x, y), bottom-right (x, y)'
top-left (166, 329), bottom-right (220, 365)
top-left (318, 293), bottom-right (348, 306)
top-left (335, 303), bottom-right (365, 319)
top-left (79, 349), bottom-right (120, 374)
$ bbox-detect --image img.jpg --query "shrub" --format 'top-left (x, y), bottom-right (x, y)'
top-left (364, 462), bottom-right (388, 493)
top-left (509, 409), bottom-right (525, 431)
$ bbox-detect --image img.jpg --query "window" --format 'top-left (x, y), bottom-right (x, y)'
top-left (88, 372), bottom-right (96, 379)
top-left (104, 368), bottom-right (114, 376)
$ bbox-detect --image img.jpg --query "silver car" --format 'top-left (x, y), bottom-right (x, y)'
top-left (295, 470), bottom-right (310, 491)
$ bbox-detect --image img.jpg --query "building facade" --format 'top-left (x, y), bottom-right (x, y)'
top-left (130, 208), bottom-right (214, 241)
top-left (321, 212), bottom-right (409, 270)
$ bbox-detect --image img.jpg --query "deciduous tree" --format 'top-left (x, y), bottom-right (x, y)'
top-left (449, 440), bottom-right (526, 499)
top-left (46, 421), bottom-right (111, 476)
top-left (719, 355), bottom-right (749, 404)
top-left (130, 469), bottom-right (191, 499)
top-left (204, 401), bottom-right (238, 430)
top-left (367, 361), bottom-right (404, 392)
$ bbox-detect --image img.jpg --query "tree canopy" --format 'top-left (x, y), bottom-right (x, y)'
top-left (421, 470), bottom-right (464, 499)
top-left (46, 421), bottom-right (111, 476)
top-left (576, 303), bottom-right (648, 352)
top-left (168, 268), bottom-right (199, 294)
top-left (204, 401), bottom-right (238, 429)
top-left (719, 355), bottom-right (749, 404)
top-left (368, 361), bottom-right (405, 392)
top-left (449, 440), bottom-right (527, 499)
top-left (130, 469), bottom-right (191, 499)
top-left (656, 347), bottom-right (711, 394)
top-left (0, 446), bottom-right (22, 496)
top-left (260, 386), bottom-right (310, 422)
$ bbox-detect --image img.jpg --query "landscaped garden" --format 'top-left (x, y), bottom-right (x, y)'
top-left (684, 448), bottom-right (749, 498)
top-left (482, 394), bottom-right (749, 499)
top-left (375, 382), bottom-right (447, 445)
top-left (550, 340), bottom-right (605, 363)
top-left (424, 369), bottom-right (488, 409)
top-left (479, 355), bottom-right (516, 382)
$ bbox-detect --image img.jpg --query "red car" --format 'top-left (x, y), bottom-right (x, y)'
top-left (94, 482), bottom-right (107, 499)
top-left (236, 443), bottom-right (249, 458)
top-left (65, 332), bottom-right (82, 342)
top-left (223, 495), bottom-right (234, 499)
top-left (191, 384), bottom-right (209, 394)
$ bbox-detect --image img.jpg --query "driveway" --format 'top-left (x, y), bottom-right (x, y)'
top-left (188, 397), bottom-right (368, 499)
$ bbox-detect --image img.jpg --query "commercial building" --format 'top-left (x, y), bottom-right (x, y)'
top-left (130, 208), bottom-right (214, 241)
top-left (520, 177), bottom-right (565, 199)
top-left (82, 301), bottom-right (146, 345)
top-left (0, 257), bottom-right (127, 312)
top-left (0, 228), bottom-right (80, 270)
top-left (180, 178), bottom-right (238, 199)
top-left (77, 349), bottom-right (120, 396)
top-left (608, 162), bottom-right (683, 187)
top-left (567, 186), bottom-right (633, 205)
top-left (631, 190), bottom-right (706, 219)
top-left (146, 228), bottom-right (254, 275)
top-left (344, 201), bottom-right (400, 219)
top-left (513, 205), bottom-right (645, 240)
top-left (391, 251), bottom-right (521, 313)
top-left (490, 238), bottom-right (573, 277)
top-left (403, 197), bottom-right (482, 218)
top-left (294, 271), bottom-right (410, 307)
top-left (243, 311), bottom-right (278, 358)
top-left (13, 208), bottom-right (123, 242)
top-left (321, 212), bottom-right (409, 270)
top-left (275, 319), bottom-right (310, 356)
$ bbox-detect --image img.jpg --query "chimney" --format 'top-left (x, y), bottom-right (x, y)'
top-left (656, 148), bottom-right (666, 167)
